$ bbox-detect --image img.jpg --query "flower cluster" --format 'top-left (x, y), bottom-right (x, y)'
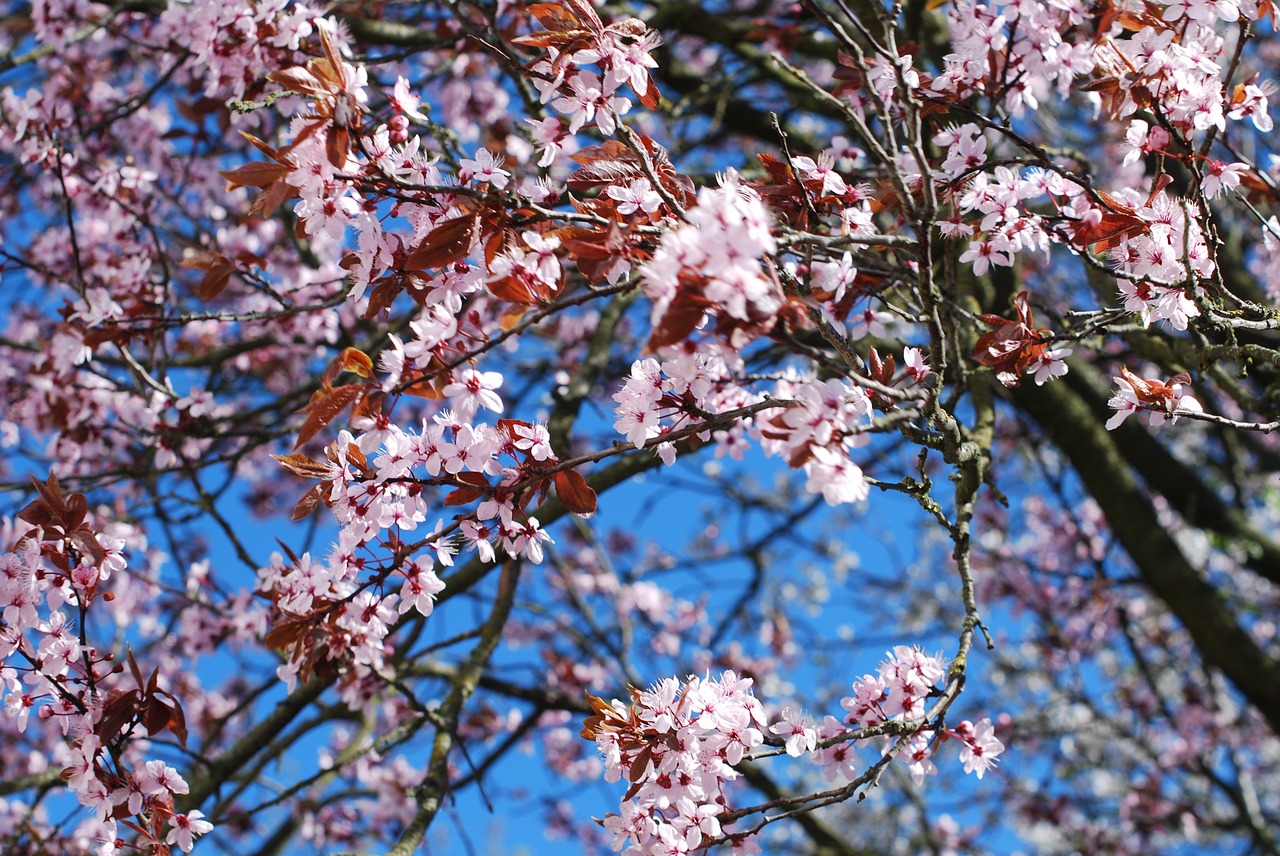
top-left (521, 2), bottom-right (661, 141)
top-left (758, 377), bottom-right (874, 506)
top-left (584, 651), bottom-right (1004, 854)
top-left (642, 171), bottom-right (782, 349)
top-left (583, 672), bottom-right (767, 855)
top-left (1, 482), bottom-right (210, 852)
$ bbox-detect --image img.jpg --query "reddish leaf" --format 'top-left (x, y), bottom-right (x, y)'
top-left (294, 384), bottom-right (366, 449)
top-left (362, 278), bottom-right (401, 319)
top-left (274, 538), bottom-right (302, 568)
top-left (443, 472), bottom-right (491, 507)
top-left (16, 498), bottom-right (56, 528)
top-left (30, 473), bottom-right (66, 517)
top-left (567, 159), bottom-right (643, 193)
top-left (326, 124), bottom-right (351, 168)
top-left (127, 648), bottom-right (145, 689)
top-left (528, 2), bottom-right (583, 28)
top-left (96, 689), bottom-right (141, 745)
top-left (197, 263), bottom-right (236, 301)
top-left (143, 696), bottom-right (173, 738)
top-left (218, 161), bottom-right (293, 191)
top-left (271, 453), bottom-right (335, 479)
top-left (970, 291), bottom-right (1052, 388)
top-left (353, 390), bottom-right (385, 426)
top-left (563, 0), bottom-right (605, 29)
top-left (758, 153), bottom-right (797, 185)
top-left (154, 690), bottom-right (189, 749)
top-left (638, 77), bottom-right (661, 110)
top-left (404, 214), bottom-right (477, 272)
top-left (647, 290), bottom-right (712, 352)
top-left (488, 274), bottom-right (546, 306)
top-left (266, 66), bottom-right (327, 97)
top-left (512, 30), bottom-right (582, 48)
top-left (337, 342), bottom-right (373, 376)
top-left (554, 470), bottom-right (597, 516)
top-left (237, 130), bottom-right (282, 160)
top-left (569, 140), bottom-right (634, 167)
top-left (248, 178), bottom-right (297, 218)
top-left (265, 614), bottom-right (313, 651)
top-left (292, 483), bottom-right (326, 521)
top-left (178, 247), bottom-right (228, 271)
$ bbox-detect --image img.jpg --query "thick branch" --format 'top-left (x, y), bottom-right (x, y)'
top-left (1015, 374), bottom-right (1280, 734)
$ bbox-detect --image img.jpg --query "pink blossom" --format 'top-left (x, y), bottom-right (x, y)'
top-left (769, 706), bottom-right (818, 756)
top-left (458, 148), bottom-right (510, 189)
top-left (1200, 160), bottom-right (1247, 200)
top-left (606, 178), bottom-right (663, 215)
top-left (953, 718), bottom-right (1006, 779)
top-left (442, 369), bottom-right (505, 418)
top-left (1029, 347), bottom-right (1071, 385)
top-left (166, 810), bottom-right (213, 853)
top-left (903, 346), bottom-right (931, 383)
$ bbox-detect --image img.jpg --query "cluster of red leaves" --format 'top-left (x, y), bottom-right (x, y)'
top-left (754, 153), bottom-right (835, 232)
top-left (259, 538), bottom-right (351, 687)
top-left (513, 1), bottom-right (661, 110)
top-left (294, 346), bottom-right (382, 451)
top-left (17, 474), bottom-right (108, 601)
top-left (265, 418), bottom-right (596, 681)
top-left (178, 246), bottom-right (268, 302)
top-left (645, 255), bottom-right (787, 354)
top-left (271, 441), bottom-right (359, 523)
top-left (216, 130), bottom-right (307, 220)
top-left (266, 28), bottom-right (362, 167)
top-left (971, 291), bottom-right (1054, 388)
top-left (96, 649), bottom-right (190, 753)
top-left (366, 201), bottom-right (570, 325)
top-left (554, 138), bottom-right (691, 280)
top-left (1070, 181), bottom-right (1169, 254)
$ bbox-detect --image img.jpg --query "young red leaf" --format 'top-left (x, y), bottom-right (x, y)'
top-left (266, 66), bottom-right (327, 97)
top-left (646, 290), bottom-right (712, 352)
top-left (511, 30), bottom-right (581, 49)
top-left (294, 384), bottom-right (366, 449)
top-left (248, 177), bottom-right (298, 218)
top-left (237, 130), bottom-right (282, 160)
top-left (154, 690), bottom-right (189, 749)
top-left (554, 470), bottom-right (597, 516)
top-left (63, 492), bottom-right (88, 530)
top-left (271, 453), bottom-right (335, 479)
top-left (68, 529), bottom-right (107, 568)
top-left (337, 346), bottom-right (375, 378)
top-left (563, 0), bottom-right (605, 29)
top-left (264, 616), bottom-right (312, 652)
top-left (127, 647), bottom-right (145, 689)
top-left (528, 2), bottom-right (582, 29)
top-left (218, 161), bottom-right (293, 191)
top-left (197, 263), bottom-right (236, 301)
top-left (143, 696), bottom-right (174, 738)
top-left (638, 77), bottom-right (661, 110)
top-left (96, 689), bottom-right (141, 745)
top-left (30, 473), bottom-right (66, 517)
top-left (404, 213), bottom-right (477, 272)
top-left (443, 472), bottom-right (490, 506)
top-left (292, 483), bottom-right (326, 521)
